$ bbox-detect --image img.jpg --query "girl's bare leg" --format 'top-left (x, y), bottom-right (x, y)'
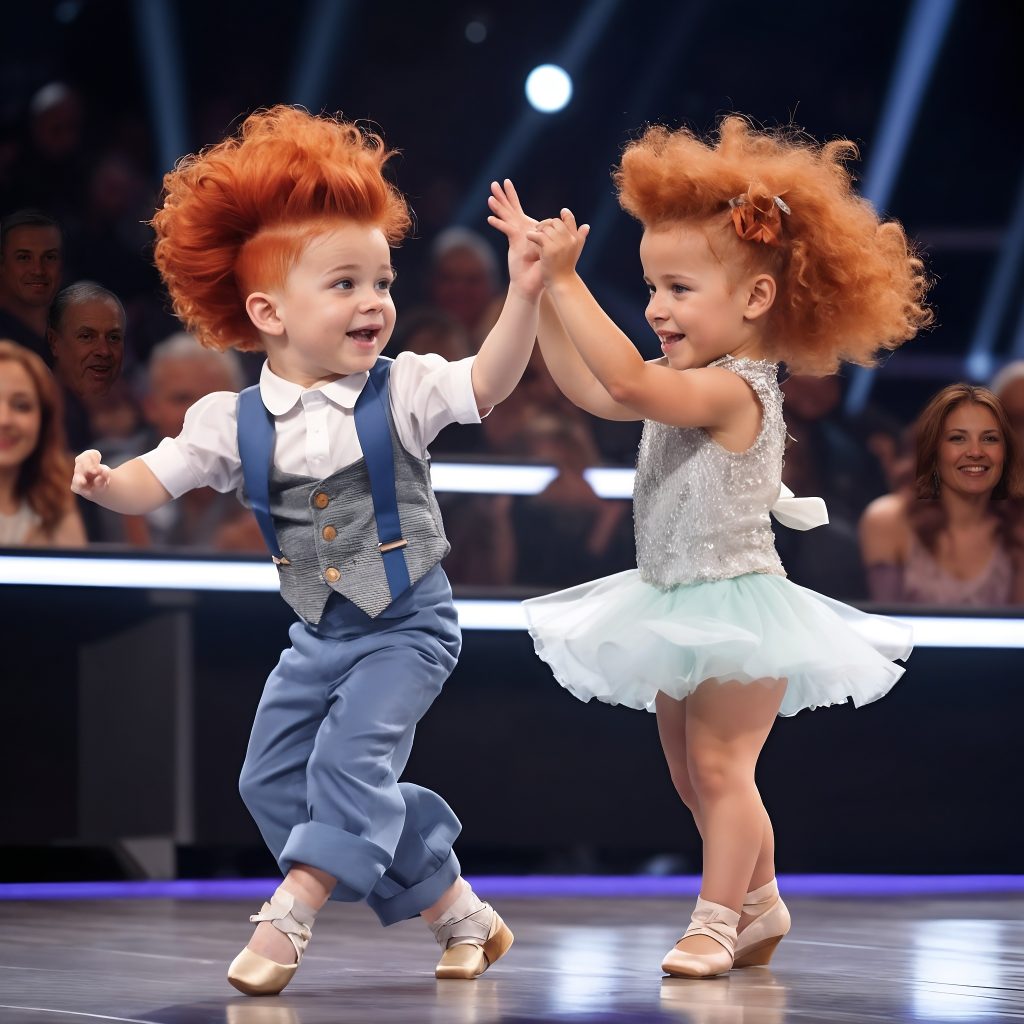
top-left (656, 678), bottom-right (785, 957)
top-left (656, 691), bottom-right (778, 929)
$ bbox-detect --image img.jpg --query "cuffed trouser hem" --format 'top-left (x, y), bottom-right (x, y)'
top-left (367, 850), bottom-right (462, 926)
top-left (280, 821), bottom-right (391, 900)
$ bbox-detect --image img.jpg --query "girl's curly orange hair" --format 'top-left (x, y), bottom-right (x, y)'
top-left (614, 116), bottom-right (933, 374)
top-left (152, 105), bottom-right (411, 352)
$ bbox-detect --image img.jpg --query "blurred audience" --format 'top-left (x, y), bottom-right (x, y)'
top-left (47, 281), bottom-right (126, 451)
top-left (510, 412), bottom-right (633, 587)
top-left (96, 332), bottom-right (257, 550)
top-left (0, 210), bottom-right (63, 362)
top-left (0, 340), bottom-right (85, 547)
top-left (3, 84), bottom-right (88, 221)
top-left (774, 374), bottom-right (886, 599)
top-left (859, 383), bottom-right (1024, 606)
top-left (428, 227), bottom-right (503, 347)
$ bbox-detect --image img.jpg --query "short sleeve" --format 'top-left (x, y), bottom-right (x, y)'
top-left (388, 352), bottom-right (482, 457)
top-left (139, 391), bottom-right (243, 498)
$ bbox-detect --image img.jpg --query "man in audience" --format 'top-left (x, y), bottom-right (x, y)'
top-left (96, 332), bottom-right (255, 549)
top-left (46, 281), bottom-right (126, 451)
top-left (0, 210), bottom-right (63, 362)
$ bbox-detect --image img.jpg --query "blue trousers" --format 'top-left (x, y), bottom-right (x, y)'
top-left (238, 566), bottom-right (463, 926)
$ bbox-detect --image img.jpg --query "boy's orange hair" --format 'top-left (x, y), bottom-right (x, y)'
top-left (152, 105), bottom-right (411, 352)
top-left (614, 116), bottom-right (932, 374)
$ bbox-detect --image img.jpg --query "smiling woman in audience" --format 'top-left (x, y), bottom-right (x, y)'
top-left (0, 339), bottom-right (85, 546)
top-left (859, 383), bottom-right (1024, 606)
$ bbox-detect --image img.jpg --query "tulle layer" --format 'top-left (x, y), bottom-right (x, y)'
top-left (522, 570), bottom-right (912, 717)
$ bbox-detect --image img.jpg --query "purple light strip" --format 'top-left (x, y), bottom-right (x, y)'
top-left (1, 874), bottom-right (1022, 901)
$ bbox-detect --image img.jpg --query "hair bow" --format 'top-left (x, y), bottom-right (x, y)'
top-left (728, 191), bottom-right (791, 247)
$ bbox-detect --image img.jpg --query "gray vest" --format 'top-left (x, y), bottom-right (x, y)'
top-left (243, 414), bottom-right (449, 624)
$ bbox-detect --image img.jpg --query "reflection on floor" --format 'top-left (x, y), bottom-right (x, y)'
top-left (1, 893), bottom-right (1022, 1023)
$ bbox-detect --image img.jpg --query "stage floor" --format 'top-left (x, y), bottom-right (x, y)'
top-left (1, 893), bottom-right (1021, 1023)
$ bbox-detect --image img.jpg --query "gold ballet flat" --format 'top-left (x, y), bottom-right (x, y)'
top-left (227, 889), bottom-right (315, 996)
top-left (435, 906), bottom-right (514, 980)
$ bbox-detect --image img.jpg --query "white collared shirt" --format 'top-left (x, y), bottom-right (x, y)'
top-left (140, 352), bottom-right (482, 498)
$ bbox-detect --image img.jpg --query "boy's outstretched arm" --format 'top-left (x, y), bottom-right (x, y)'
top-left (487, 183), bottom-right (639, 422)
top-left (470, 180), bottom-right (542, 410)
top-left (71, 450), bottom-right (172, 514)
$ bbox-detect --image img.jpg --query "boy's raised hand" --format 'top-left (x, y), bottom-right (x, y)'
top-left (487, 179), bottom-right (543, 301)
top-left (71, 449), bottom-right (111, 498)
top-left (527, 208), bottom-right (590, 286)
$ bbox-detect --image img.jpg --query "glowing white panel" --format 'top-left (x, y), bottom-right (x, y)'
top-left (583, 466), bottom-right (635, 499)
top-left (898, 616), bottom-right (1024, 649)
top-left (525, 64), bottom-right (573, 113)
top-left (1, 555), bottom-right (1023, 646)
top-left (0, 555), bottom-right (279, 592)
top-left (427, 462), bottom-right (634, 497)
top-left (456, 600), bottom-right (529, 631)
top-left (430, 463), bottom-right (557, 495)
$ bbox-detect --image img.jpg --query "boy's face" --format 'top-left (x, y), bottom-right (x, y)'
top-left (262, 223), bottom-right (396, 385)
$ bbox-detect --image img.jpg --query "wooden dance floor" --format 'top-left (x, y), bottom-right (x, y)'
top-left (1, 892), bottom-right (1022, 1022)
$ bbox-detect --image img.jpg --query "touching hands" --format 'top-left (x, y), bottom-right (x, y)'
top-left (527, 208), bottom-right (590, 287)
top-left (71, 449), bottom-right (111, 498)
top-left (486, 179), bottom-right (543, 301)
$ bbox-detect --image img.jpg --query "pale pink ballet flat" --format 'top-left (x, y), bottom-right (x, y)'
top-left (661, 897), bottom-right (739, 979)
top-left (734, 880), bottom-right (791, 968)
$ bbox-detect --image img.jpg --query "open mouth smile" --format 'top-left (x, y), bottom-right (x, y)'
top-left (347, 327), bottom-right (382, 346)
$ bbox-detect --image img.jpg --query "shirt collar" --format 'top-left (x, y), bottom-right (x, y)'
top-left (259, 360), bottom-right (369, 415)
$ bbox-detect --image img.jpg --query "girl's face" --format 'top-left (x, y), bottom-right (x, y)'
top-left (936, 402), bottom-right (1005, 498)
top-left (0, 361), bottom-right (43, 473)
top-left (640, 224), bottom-right (756, 370)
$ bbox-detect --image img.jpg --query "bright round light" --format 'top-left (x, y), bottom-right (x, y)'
top-left (465, 20), bottom-right (486, 43)
top-left (525, 64), bottom-right (572, 113)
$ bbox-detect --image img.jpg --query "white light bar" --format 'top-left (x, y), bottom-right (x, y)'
top-left (430, 463), bottom-right (557, 495)
top-left (895, 616), bottom-right (1024, 649)
top-left (429, 462), bottom-right (634, 498)
top-left (2, 554), bottom-right (1023, 647)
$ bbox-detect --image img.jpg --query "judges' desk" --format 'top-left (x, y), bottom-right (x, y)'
top-left (2, 550), bottom-right (1022, 878)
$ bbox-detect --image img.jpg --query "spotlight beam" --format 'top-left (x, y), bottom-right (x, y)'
top-left (289, 0), bottom-right (354, 111)
top-left (844, 0), bottom-right (958, 415)
top-left (578, 0), bottom-right (708, 276)
top-left (967, 168), bottom-right (1024, 373)
top-left (132, 0), bottom-right (189, 174)
top-left (455, 0), bottom-right (621, 225)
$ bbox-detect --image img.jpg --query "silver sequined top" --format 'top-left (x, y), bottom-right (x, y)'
top-left (633, 355), bottom-right (786, 589)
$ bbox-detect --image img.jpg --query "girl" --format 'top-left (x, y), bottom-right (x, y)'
top-left (860, 383), bottom-right (1024, 605)
top-left (71, 106), bottom-right (541, 994)
top-left (488, 118), bottom-right (931, 978)
top-left (0, 340), bottom-right (85, 546)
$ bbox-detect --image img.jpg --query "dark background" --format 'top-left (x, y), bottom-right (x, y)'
top-left (3, 0), bottom-right (1023, 879)
top-left (3, 0), bottom-right (1023, 415)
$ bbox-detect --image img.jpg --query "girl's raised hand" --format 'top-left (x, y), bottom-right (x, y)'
top-left (487, 179), bottom-right (543, 301)
top-left (526, 209), bottom-right (590, 287)
top-left (71, 449), bottom-right (111, 497)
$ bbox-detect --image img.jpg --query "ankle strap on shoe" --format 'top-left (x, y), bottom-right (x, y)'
top-left (250, 890), bottom-right (316, 957)
top-left (430, 903), bottom-right (494, 950)
top-left (743, 879), bottom-right (779, 910)
top-left (683, 897), bottom-right (740, 953)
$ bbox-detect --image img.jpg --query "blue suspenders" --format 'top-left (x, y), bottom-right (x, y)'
top-left (236, 358), bottom-right (412, 601)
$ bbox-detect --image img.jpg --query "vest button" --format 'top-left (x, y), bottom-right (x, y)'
top-left (324, 567), bottom-right (341, 583)
top-left (322, 525), bottom-right (337, 542)
top-left (314, 492), bottom-right (330, 509)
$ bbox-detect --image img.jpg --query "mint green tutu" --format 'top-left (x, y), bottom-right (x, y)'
top-left (522, 570), bottom-right (912, 717)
